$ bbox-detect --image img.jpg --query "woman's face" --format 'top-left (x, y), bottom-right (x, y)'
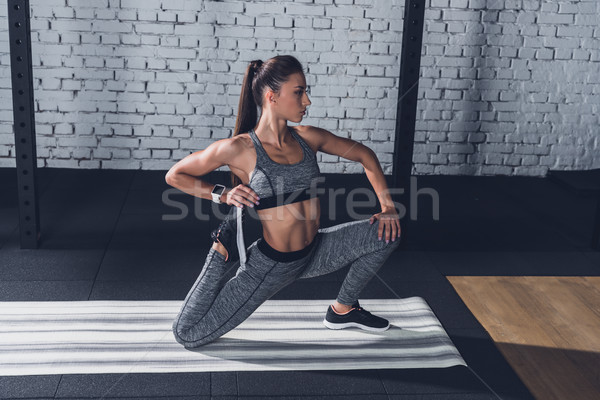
top-left (268, 72), bottom-right (311, 123)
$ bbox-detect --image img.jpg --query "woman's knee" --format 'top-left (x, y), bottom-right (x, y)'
top-left (172, 320), bottom-right (217, 348)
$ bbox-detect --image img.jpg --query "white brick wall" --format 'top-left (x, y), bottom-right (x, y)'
top-left (0, 0), bottom-right (598, 176)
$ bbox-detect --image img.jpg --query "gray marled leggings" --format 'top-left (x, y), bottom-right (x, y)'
top-left (172, 217), bottom-right (400, 348)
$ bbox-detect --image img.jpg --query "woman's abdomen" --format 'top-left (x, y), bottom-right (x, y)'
top-left (258, 197), bottom-right (320, 252)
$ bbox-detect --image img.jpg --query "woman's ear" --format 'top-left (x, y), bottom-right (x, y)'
top-left (265, 88), bottom-right (277, 104)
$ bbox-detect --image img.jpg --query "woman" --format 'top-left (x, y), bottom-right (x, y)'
top-left (167, 55), bottom-right (401, 348)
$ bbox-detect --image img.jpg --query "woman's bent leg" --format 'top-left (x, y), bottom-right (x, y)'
top-left (172, 247), bottom-right (230, 347)
top-left (172, 243), bottom-right (308, 348)
top-left (297, 218), bottom-right (400, 305)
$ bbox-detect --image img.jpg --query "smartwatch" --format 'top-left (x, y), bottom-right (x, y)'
top-left (211, 184), bottom-right (226, 204)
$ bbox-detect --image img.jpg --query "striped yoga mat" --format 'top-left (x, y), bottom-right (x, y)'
top-left (0, 297), bottom-right (466, 376)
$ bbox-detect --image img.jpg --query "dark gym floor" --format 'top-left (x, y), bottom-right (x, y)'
top-left (1, 166), bottom-right (598, 400)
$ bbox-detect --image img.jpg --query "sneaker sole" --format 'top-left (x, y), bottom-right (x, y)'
top-left (322, 319), bottom-right (390, 332)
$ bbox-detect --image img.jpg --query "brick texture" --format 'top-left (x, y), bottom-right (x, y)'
top-left (0, 0), bottom-right (598, 176)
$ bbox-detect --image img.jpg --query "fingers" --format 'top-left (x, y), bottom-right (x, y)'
top-left (231, 193), bottom-right (246, 208)
top-left (379, 221), bottom-right (391, 242)
top-left (237, 185), bottom-right (260, 203)
top-left (391, 219), bottom-right (401, 241)
top-left (384, 221), bottom-right (396, 243)
top-left (376, 216), bottom-right (402, 242)
top-left (230, 185), bottom-right (260, 208)
top-left (389, 218), bottom-right (400, 242)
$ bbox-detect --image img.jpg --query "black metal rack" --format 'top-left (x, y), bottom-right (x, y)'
top-left (7, 0), bottom-right (40, 249)
top-left (392, 0), bottom-right (426, 237)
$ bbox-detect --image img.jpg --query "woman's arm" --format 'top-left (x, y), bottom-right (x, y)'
top-left (306, 125), bottom-right (401, 242)
top-left (165, 139), bottom-right (231, 202)
top-left (306, 126), bottom-right (396, 211)
top-left (360, 148), bottom-right (397, 212)
top-left (165, 138), bottom-right (259, 208)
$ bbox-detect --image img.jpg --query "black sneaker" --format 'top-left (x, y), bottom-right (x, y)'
top-left (210, 206), bottom-right (246, 262)
top-left (323, 300), bottom-right (390, 332)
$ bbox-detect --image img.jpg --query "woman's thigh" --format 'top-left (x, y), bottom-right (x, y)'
top-left (297, 218), bottom-right (395, 280)
top-left (176, 240), bottom-right (312, 347)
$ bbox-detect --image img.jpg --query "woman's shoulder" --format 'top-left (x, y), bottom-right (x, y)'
top-left (226, 132), bottom-right (254, 150)
top-left (205, 134), bottom-right (253, 164)
top-left (214, 134), bottom-right (255, 182)
top-left (291, 125), bottom-right (323, 153)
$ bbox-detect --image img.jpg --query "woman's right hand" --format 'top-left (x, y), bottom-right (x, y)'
top-left (222, 184), bottom-right (260, 208)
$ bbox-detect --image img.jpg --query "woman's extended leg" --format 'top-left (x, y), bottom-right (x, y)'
top-left (297, 218), bottom-right (400, 306)
top-left (172, 241), bottom-right (310, 348)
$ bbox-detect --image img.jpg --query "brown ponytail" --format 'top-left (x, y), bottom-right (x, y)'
top-left (230, 55), bottom-right (305, 188)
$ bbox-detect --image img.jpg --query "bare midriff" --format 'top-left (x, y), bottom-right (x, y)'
top-left (212, 132), bottom-right (321, 258)
top-left (257, 196), bottom-right (320, 252)
top-left (212, 198), bottom-right (320, 258)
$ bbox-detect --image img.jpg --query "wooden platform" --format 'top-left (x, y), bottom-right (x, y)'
top-left (448, 276), bottom-right (600, 400)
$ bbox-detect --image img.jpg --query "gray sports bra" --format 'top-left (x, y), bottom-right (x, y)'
top-left (234, 126), bottom-right (324, 267)
top-left (248, 125), bottom-right (323, 207)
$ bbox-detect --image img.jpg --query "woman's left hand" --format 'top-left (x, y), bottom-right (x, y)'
top-left (369, 207), bottom-right (401, 243)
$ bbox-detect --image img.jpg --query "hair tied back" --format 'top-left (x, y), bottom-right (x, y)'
top-left (251, 59), bottom-right (263, 73)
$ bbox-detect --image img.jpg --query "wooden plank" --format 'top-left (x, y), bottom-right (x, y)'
top-left (448, 276), bottom-right (600, 400)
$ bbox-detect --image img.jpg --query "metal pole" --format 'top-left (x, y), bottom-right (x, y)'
top-left (392, 0), bottom-right (426, 237)
top-left (7, 0), bottom-right (40, 248)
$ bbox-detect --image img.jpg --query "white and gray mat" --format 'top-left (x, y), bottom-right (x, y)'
top-left (0, 297), bottom-right (466, 376)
